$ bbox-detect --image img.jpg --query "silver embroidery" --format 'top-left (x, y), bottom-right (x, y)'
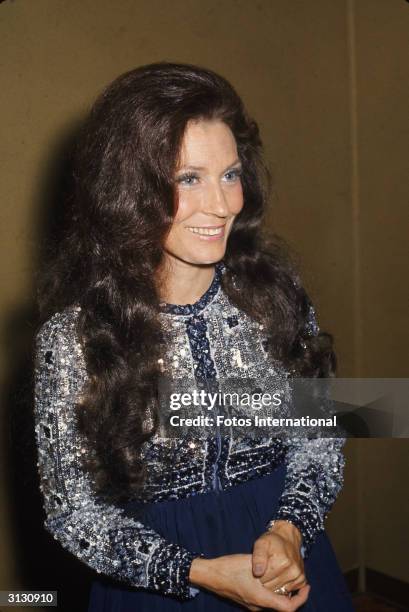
top-left (33, 285), bottom-right (345, 598)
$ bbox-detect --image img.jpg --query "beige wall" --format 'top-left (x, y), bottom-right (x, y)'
top-left (1, 0), bottom-right (408, 607)
top-left (353, 0), bottom-right (409, 585)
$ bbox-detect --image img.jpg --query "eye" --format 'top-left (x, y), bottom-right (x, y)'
top-left (176, 172), bottom-right (199, 186)
top-left (223, 168), bottom-right (242, 182)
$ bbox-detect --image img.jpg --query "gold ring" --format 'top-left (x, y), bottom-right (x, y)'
top-left (273, 585), bottom-right (289, 596)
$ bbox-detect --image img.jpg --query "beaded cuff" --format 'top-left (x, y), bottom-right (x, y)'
top-left (266, 437), bottom-right (345, 555)
top-left (146, 545), bottom-right (204, 599)
top-left (265, 303), bottom-right (345, 556)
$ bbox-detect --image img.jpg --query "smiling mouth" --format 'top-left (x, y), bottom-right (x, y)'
top-left (186, 226), bottom-right (225, 236)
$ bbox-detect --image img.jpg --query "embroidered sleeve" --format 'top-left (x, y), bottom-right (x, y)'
top-left (33, 307), bottom-right (201, 600)
top-left (267, 302), bottom-right (346, 555)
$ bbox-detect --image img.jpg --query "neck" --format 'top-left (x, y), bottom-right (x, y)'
top-left (156, 257), bottom-right (217, 306)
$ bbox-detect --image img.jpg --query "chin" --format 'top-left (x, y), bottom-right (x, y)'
top-left (165, 241), bottom-right (228, 267)
top-left (192, 247), bottom-right (227, 265)
top-left (188, 256), bottom-right (222, 266)
top-left (185, 252), bottom-right (226, 266)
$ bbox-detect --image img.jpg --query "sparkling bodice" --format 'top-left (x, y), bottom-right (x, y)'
top-left (33, 260), bottom-right (345, 600)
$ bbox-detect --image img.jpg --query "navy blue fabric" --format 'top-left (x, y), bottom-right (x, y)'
top-left (87, 463), bottom-right (355, 611)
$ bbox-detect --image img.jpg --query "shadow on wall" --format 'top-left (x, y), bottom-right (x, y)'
top-left (2, 120), bottom-right (96, 612)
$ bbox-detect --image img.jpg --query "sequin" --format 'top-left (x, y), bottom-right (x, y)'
top-left (33, 260), bottom-right (346, 600)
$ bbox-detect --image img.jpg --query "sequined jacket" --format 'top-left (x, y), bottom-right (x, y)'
top-left (33, 261), bottom-right (346, 601)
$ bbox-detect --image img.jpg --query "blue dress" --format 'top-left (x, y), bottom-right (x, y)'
top-left (88, 463), bottom-right (354, 611)
top-left (33, 260), bottom-right (354, 611)
top-left (86, 264), bottom-right (354, 611)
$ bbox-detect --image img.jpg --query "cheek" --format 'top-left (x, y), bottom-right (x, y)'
top-left (173, 191), bottom-right (200, 223)
top-left (231, 184), bottom-right (244, 213)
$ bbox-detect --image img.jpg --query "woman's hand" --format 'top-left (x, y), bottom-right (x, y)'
top-left (252, 520), bottom-right (308, 596)
top-left (189, 554), bottom-right (310, 611)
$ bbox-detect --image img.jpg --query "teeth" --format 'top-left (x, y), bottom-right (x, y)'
top-left (187, 227), bottom-right (223, 236)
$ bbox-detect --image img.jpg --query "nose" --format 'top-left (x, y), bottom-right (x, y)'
top-left (202, 180), bottom-right (229, 218)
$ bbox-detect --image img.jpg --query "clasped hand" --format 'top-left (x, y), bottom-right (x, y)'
top-left (189, 521), bottom-right (310, 611)
top-left (246, 522), bottom-right (309, 611)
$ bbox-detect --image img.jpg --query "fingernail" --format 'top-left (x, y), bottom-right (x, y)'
top-left (254, 564), bottom-right (264, 574)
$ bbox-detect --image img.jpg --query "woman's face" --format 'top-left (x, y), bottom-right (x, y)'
top-left (163, 118), bottom-right (244, 266)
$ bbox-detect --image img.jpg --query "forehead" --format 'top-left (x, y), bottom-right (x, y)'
top-left (178, 119), bottom-right (238, 165)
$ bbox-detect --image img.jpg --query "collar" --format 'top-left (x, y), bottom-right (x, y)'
top-left (158, 260), bottom-right (225, 316)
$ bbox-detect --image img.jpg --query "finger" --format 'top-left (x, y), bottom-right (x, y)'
top-left (259, 562), bottom-right (290, 585)
top-left (287, 576), bottom-right (308, 592)
top-left (256, 584), bottom-right (310, 611)
top-left (252, 539), bottom-right (269, 577)
top-left (282, 584), bottom-right (311, 611)
top-left (261, 565), bottom-right (304, 589)
top-left (257, 555), bottom-right (293, 584)
top-left (260, 570), bottom-right (306, 590)
top-left (264, 576), bottom-right (307, 600)
top-left (259, 563), bottom-right (298, 587)
top-left (263, 579), bottom-right (306, 598)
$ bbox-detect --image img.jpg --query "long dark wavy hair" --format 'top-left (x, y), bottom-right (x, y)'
top-left (36, 61), bottom-right (336, 502)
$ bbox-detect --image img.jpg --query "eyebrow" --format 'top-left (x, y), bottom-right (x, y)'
top-left (176, 158), bottom-right (242, 172)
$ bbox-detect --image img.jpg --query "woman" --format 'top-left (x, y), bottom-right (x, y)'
top-left (33, 62), bottom-right (354, 611)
